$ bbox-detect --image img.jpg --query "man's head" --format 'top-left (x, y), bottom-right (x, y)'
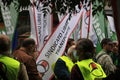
top-left (76, 38), bottom-right (95, 61)
top-left (101, 38), bottom-right (113, 53)
top-left (65, 38), bottom-right (75, 53)
top-left (0, 34), bottom-right (10, 53)
top-left (67, 45), bottom-right (77, 63)
top-left (112, 41), bottom-right (119, 54)
top-left (21, 38), bottom-right (36, 54)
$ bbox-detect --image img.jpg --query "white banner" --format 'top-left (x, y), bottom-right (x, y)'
top-left (80, 2), bottom-right (97, 46)
top-left (29, 1), bottom-right (52, 51)
top-left (81, 8), bottom-right (88, 38)
top-left (29, 6), bottom-right (37, 41)
top-left (36, 9), bottom-right (83, 80)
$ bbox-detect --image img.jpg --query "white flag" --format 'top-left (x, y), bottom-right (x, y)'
top-left (36, 9), bottom-right (83, 80)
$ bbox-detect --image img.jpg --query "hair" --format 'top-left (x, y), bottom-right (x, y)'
top-left (76, 38), bottom-right (94, 59)
top-left (0, 35), bottom-right (10, 53)
top-left (101, 38), bottom-right (112, 48)
top-left (65, 38), bottom-right (75, 53)
top-left (21, 38), bottom-right (35, 48)
top-left (67, 38), bottom-right (74, 45)
top-left (67, 45), bottom-right (76, 55)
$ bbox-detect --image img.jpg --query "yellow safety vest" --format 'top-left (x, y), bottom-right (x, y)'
top-left (60, 56), bottom-right (74, 72)
top-left (51, 56), bottom-right (74, 80)
top-left (76, 59), bottom-right (106, 80)
top-left (0, 55), bottom-right (20, 80)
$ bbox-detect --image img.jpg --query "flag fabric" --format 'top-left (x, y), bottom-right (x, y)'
top-left (29, 1), bottom-right (52, 51)
top-left (0, 0), bottom-right (19, 41)
top-left (79, 0), bottom-right (97, 44)
top-left (29, 5), bottom-right (38, 45)
top-left (80, 7), bottom-right (89, 38)
top-left (29, 0), bottom-right (117, 80)
top-left (36, 9), bottom-right (83, 80)
top-left (107, 16), bottom-right (117, 41)
top-left (0, 0), bottom-right (19, 52)
top-left (92, 0), bottom-right (117, 53)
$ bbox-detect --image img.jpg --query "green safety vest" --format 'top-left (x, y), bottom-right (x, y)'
top-left (60, 56), bottom-right (74, 72)
top-left (0, 55), bottom-right (20, 80)
top-left (76, 59), bottom-right (106, 80)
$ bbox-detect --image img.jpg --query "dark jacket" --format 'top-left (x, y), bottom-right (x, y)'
top-left (54, 58), bottom-right (70, 80)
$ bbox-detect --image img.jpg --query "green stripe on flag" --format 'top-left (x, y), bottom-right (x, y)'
top-left (0, 0), bottom-right (19, 41)
top-left (92, 0), bottom-right (117, 53)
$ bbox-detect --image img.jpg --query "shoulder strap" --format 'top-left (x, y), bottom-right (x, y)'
top-left (96, 53), bottom-right (106, 61)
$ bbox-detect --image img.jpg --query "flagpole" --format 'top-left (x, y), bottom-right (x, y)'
top-left (31, 0), bottom-right (39, 47)
top-left (111, 0), bottom-right (120, 50)
top-left (87, 2), bottom-right (92, 38)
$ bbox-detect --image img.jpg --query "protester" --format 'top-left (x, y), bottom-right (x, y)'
top-left (64, 38), bottom-right (75, 55)
top-left (110, 40), bottom-right (120, 80)
top-left (95, 38), bottom-right (116, 80)
top-left (71, 38), bottom-right (106, 80)
top-left (0, 34), bottom-right (28, 80)
top-left (29, 46), bottom-right (38, 60)
top-left (110, 41), bottom-right (120, 68)
top-left (13, 38), bottom-right (42, 80)
top-left (53, 44), bottom-right (77, 80)
top-left (51, 38), bottom-right (75, 80)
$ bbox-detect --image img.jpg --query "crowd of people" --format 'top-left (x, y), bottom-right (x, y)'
top-left (0, 34), bottom-right (120, 80)
top-left (0, 34), bottom-right (42, 80)
top-left (53, 38), bottom-right (120, 80)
